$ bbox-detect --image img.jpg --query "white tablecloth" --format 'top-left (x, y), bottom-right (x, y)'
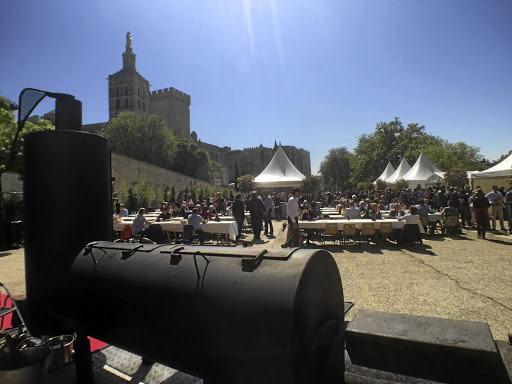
top-left (114, 220), bottom-right (239, 240)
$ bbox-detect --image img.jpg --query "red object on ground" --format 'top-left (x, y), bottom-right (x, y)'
top-left (0, 293), bottom-right (13, 329)
top-left (88, 336), bottom-right (108, 351)
top-left (2, 294), bottom-right (108, 352)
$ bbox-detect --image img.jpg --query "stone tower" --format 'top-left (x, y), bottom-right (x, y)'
top-left (108, 32), bottom-right (151, 119)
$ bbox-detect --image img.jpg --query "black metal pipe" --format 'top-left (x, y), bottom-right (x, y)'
top-left (23, 130), bottom-right (112, 336)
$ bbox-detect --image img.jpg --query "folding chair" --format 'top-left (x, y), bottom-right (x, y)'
top-left (323, 223), bottom-right (340, 245)
top-left (442, 216), bottom-right (460, 235)
top-left (342, 224), bottom-right (358, 245)
top-left (360, 223), bottom-right (377, 245)
top-left (378, 222), bottom-right (395, 243)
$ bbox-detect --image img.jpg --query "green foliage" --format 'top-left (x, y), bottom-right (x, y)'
top-left (114, 178), bottom-right (129, 207)
top-left (173, 138), bottom-right (212, 181)
top-left (103, 112), bottom-right (176, 170)
top-left (349, 117), bottom-right (485, 185)
top-left (1, 96), bottom-right (55, 175)
top-left (170, 185), bottom-right (177, 203)
top-left (301, 175), bottom-right (322, 196)
top-left (443, 169), bottom-right (469, 188)
top-left (394, 179), bottom-right (409, 192)
top-left (237, 175), bottom-right (254, 193)
top-left (350, 118), bottom-right (441, 185)
top-left (375, 179), bottom-right (388, 191)
top-left (425, 141), bottom-right (486, 171)
top-left (131, 178), bottom-right (154, 210)
top-left (154, 187), bottom-right (164, 207)
top-left (357, 181), bottom-right (374, 191)
top-left (319, 147), bottom-right (353, 190)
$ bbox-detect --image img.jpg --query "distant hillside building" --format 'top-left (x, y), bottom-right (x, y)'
top-left (83, 32), bottom-right (310, 185)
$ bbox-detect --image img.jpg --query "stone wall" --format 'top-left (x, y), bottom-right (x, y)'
top-left (112, 153), bottom-right (218, 195)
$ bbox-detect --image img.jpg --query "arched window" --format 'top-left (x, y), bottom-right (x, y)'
top-left (125, 99), bottom-right (128, 107)
top-left (143, 91), bottom-right (146, 100)
top-left (125, 86), bottom-right (128, 95)
top-left (138, 100), bottom-right (140, 109)
top-left (115, 99), bottom-right (120, 108)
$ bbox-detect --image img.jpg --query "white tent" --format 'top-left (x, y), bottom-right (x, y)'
top-left (472, 152), bottom-right (512, 179)
top-left (385, 158), bottom-right (411, 184)
top-left (470, 152), bottom-right (512, 192)
top-left (253, 145), bottom-right (306, 187)
top-left (401, 152), bottom-right (442, 188)
top-left (425, 171), bottom-right (445, 186)
top-left (425, 171), bottom-right (479, 187)
top-left (374, 161), bottom-right (395, 183)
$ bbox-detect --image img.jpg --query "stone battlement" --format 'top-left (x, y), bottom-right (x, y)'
top-left (150, 87), bottom-right (191, 103)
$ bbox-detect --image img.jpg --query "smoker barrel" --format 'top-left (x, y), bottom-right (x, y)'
top-left (55, 243), bottom-right (345, 384)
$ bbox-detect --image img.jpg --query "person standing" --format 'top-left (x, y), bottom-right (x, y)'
top-left (246, 191), bottom-right (265, 241)
top-left (473, 189), bottom-right (490, 239)
top-left (262, 191), bottom-right (274, 236)
top-left (273, 192), bottom-right (282, 220)
top-left (505, 186), bottom-right (512, 234)
top-left (281, 188), bottom-right (302, 248)
top-left (232, 193), bottom-right (245, 242)
top-left (486, 185), bottom-right (505, 231)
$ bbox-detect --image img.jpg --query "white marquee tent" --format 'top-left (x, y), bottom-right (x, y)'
top-left (471, 152), bottom-right (512, 192)
top-left (374, 161), bottom-right (395, 183)
top-left (401, 152), bottom-right (442, 188)
top-left (253, 145), bottom-right (306, 187)
top-left (385, 158), bottom-right (411, 184)
top-left (472, 152), bottom-right (512, 179)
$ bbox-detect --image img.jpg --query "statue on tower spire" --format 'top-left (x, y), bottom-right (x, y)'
top-left (125, 31), bottom-right (133, 52)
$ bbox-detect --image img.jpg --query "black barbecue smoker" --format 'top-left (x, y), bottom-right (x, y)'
top-left (19, 89), bottom-right (346, 383)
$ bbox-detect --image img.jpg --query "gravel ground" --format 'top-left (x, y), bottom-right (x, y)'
top-left (1, 222), bottom-right (511, 341)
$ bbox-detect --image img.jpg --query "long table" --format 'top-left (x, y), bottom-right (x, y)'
top-left (113, 220), bottom-right (239, 240)
top-left (298, 219), bottom-right (425, 234)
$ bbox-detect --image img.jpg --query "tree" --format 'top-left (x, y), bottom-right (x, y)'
top-left (349, 117), bottom-right (485, 185)
top-left (394, 179), bottom-right (409, 192)
top-left (173, 138), bottom-right (212, 181)
top-left (443, 169), bottom-right (469, 188)
top-left (301, 175), bottom-right (322, 196)
top-left (113, 178), bottom-right (129, 207)
top-left (237, 175), bottom-right (254, 193)
top-left (131, 178), bottom-right (154, 210)
top-left (319, 147), bottom-right (353, 190)
top-left (102, 112), bottom-right (176, 170)
top-left (350, 118), bottom-right (441, 185)
top-left (424, 141), bottom-right (486, 172)
top-left (375, 179), bottom-right (388, 191)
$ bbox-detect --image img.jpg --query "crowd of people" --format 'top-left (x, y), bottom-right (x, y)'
top-left (115, 183), bottom-right (512, 245)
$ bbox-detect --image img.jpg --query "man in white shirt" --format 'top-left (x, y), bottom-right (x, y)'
top-left (486, 185), bottom-right (505, 231)
top-left (281, 188), bottom-right (302, 248)
top-left (344, 201), bottom-right (362, 219)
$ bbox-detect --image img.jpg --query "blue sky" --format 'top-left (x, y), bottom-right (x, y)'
top-left (1, 0), bottom-right (511, 174)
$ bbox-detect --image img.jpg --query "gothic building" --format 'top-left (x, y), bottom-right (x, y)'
top-left (84, 32), bottom-right (311, 185)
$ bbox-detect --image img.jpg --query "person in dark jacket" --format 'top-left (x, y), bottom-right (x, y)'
top-left (473, 189), bottom-right (490, 239)
top-left (232, 193), bottom-right (245, 242)
top-left (246, 191), bottom-right (265, 241)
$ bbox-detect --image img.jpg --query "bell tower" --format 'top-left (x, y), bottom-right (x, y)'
top-left (108, 32), bottom-right (150, 119)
